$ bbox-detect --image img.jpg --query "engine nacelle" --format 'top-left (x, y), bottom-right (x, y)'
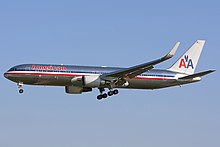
top-left (83, 75), bottom-right (105, 88)
top-left (71, 76), bottom-right (83, 86)
top-left (71, 75), bottom-right (105, 88)
top-left (65, 86), bottom-right (92, 94)
top-left (122, 81), bottom-right (129, 87)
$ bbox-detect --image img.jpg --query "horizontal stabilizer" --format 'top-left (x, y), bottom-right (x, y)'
top-left (179, 70), bottom-right (216, 80)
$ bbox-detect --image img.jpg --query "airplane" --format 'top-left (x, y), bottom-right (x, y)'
top-left (4, 40), bottom-right (215, 100)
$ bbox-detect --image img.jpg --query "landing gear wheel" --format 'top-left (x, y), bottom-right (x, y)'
top-left (97, 95), bottom-right (103, 100)
top-left (113, 89), bottom-right (119, 95)
top-left (102, 93), bottom-right (108, 98)
top-left (19, 89), bottom-right (24, 94)
top-left (108, 91), bottom-right (114, 96)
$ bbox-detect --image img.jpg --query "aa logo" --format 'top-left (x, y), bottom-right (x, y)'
top-left (179, 55), bottom-right (194, 69)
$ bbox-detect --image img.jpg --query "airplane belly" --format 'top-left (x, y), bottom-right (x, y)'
top-left (35, 75), bottom-right (72, 86)
top-left (7, 73), bottom-right (39, 84)
top-left (121, 79), bottom-right (177, 89)
top-left (13, 74), bottom-right (73, 86)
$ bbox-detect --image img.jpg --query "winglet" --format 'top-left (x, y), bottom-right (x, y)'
top-left (164, 42), bottom-right (180, 59)
top-left (100, 41), bottom-right (181, 79)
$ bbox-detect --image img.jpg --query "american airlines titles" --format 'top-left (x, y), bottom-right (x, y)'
top-left (32, 65), bottom-right (67, 71)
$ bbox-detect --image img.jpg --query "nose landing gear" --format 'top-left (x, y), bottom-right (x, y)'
top-left (17, 82), bottom-right (24, 94)
top-left (19, 89), bottom-right (24, 93)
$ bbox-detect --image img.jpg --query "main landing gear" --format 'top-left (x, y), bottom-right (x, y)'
top-left (97, 88), bottom-right (119, 100)
top-left (17, 82), bottom-right (24, 94)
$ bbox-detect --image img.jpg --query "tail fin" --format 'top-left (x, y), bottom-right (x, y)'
top-left (168, 40), bottom-right (205, 75)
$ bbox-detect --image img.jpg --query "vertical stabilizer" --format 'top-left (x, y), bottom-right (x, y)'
top-left (168, 40), bottom-right (205, 75)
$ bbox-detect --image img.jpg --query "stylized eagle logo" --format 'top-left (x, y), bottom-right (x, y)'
top-left (179, 55), bottom-right (194, 69)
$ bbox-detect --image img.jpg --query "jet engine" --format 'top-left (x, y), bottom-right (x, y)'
top-left (65, 86), bottom-right (92, 94)
top-left (71, 75), bottom-right (106, 88)
top-left (71, 76), bottom-right (83, 86)
top-left (83, 75), bottom-right (106, 87)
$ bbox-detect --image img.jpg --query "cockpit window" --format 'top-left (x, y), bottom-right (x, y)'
top-left (9, 68), bottom-right (17, 71)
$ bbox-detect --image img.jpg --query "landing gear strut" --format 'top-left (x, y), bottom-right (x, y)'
top-left (97, 88), bottom-right (119, 100)
top-left (17, 82), bottom-right (24, 94)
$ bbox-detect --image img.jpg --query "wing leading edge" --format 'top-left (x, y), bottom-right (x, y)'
top-left (101, 42), bottom-right (180, 80)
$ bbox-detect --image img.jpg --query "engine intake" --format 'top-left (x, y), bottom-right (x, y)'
top-left (71, 75), bottom-right (106, 88)
top-left (83, 75), bottom-right (106, 87)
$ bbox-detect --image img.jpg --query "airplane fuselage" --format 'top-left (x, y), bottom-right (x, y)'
top-left (4, 64), bottom-right (198, 90)
top-left (4, 40), bottom-right (214, 100)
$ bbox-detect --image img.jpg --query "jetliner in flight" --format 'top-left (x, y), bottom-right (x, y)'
top-left (4, 40), bottom-right (215, 100)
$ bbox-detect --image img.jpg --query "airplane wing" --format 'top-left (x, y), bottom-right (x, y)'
top-left (101, 42), bottom-right (180, 81)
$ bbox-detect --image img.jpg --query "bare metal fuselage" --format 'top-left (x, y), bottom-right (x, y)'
top-left (4, 64), bottom-right (199, 90)
top-left (4, 40), bottom-right (215, 99)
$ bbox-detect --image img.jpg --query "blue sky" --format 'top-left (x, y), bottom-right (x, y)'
top-left (0, 0), bottom-right (219, 147)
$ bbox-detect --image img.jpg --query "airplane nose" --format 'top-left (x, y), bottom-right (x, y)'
top-left (4, 72), bottom-right (9, 79)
